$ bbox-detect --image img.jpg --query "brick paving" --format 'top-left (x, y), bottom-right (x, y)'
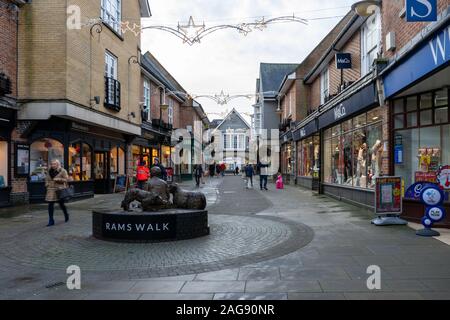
top-left (1, 176), bottom-right (450, 300)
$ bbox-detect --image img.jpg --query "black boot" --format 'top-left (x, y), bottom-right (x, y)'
top-left (47, 203), bottom-right (55, 227)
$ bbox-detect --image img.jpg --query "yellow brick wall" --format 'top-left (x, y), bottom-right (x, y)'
top-left (18, 0), bottom-right (67, 99)
top-left (18, 0), bottom-right (142, 127)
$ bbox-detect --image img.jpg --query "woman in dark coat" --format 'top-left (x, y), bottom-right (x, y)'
top-left (45, 159), bottom-right (70, 226)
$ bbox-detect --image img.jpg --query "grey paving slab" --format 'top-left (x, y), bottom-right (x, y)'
top-left (384, 280), bottom-right (431, 292)
top-left (288, 293), bottom-right (346, 300)
top-left (344, 292), bottom-right (424, 300)
top-left (213, 293), bottom-right (287, 300)
top-left (245, 280), bottom-right (322, 293)
top-left (238, 268), bottom-right (280, 281)
top-left (80, 281), bottom-right (137, 293)
top-left (351, 255), bottom-right (404, 267)
top-left (283, 266), bottom-right (351, 281)
top-left (181, 281), bottom-right (246, 293)
top-left (83, 293), bottom-right (141, 300)
top-left (383, 266), bottom-right (450, 279)
top-left (319, 279), bottom-right (389, 292)
top-left (419, 292), bottom-right (450, 300)
top-left (420, 279), bottom-right (450, 291)
top-left (195, 269), bottom-right (239, 281)
top-left (139, 293), bottom-right (214, 300)
top-left (135, 275), bottom-right (196, 281)
top-left (129, 281), bottom-right (185, 294)
top-left (343, 265), bottom-right (394, 280)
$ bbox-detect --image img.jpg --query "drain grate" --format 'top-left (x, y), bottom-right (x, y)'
top-left (45, 281), bottom-right (65, 289)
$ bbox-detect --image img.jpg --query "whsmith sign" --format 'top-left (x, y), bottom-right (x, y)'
top-left (406, 0), bottom-right (438, 22)
top-left (336, 53), bottom-right (352, 69)
top-left (383, 24), bottom-right (450, 98)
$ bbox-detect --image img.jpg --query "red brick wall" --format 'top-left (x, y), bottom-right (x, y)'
top-left (309, 77), bottom-right (321, 111)
top-left (0, 0), bottom-right (18, 97)
top-left (382, 0), bottom-right (449, 59)
top-left (329, 32), bottom-right (361, 96)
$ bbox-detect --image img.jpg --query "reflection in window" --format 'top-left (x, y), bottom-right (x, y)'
top-left (68, 143), bottom-right (92, 181)
top-left (30, 139), bottom-right (64, 182)
top-left (0, 141), bottom-right (8, 188)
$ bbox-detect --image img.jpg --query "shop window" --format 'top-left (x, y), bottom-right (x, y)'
top-left (30, 139), bottom-right (64, 182)
top-left (68, 143), bottom-right (92, 181)
top-left (395, 125), bottom-right (450, 191)
top-left (0, 141), bottom-right (8, 188)
top-left (110, 147), bottom-right (125, 179)
top-left (323, 107), bottom-right (386, 189)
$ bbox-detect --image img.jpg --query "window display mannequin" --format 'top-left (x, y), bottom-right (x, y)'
top-left (371, 139), bottom-right (383, 179)
top-left (356, 137), bottom-right (368, 187)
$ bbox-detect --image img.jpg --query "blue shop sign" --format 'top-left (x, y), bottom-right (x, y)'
top-left (383, 24), bottom-right (450, 98)
top-left (318, 82), bottom-right (378, 129)
top-left (406, 0), bottom-right (437, 22)
top-left (294, 119), bottom-right (318, 141)
top-left (336, 53), bottom-right (352, 69)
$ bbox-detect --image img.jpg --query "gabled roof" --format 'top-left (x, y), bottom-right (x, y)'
top-left (210, 119), bottom-right (223, 129)
top-left (214, 108), bottom-right (251, 132)
top-left (139, 0), bottom-right (152, 18)
top-left (141, 52), bottom-right (186, 102)
top-left (260, 63), bottom-right (298, 99)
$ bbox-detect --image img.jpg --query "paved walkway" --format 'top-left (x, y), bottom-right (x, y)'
top-left (1, 176), bottom-right (450, 300)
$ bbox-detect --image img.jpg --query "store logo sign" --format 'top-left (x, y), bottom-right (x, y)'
top-left (334, 104), bottom-right (346, 120)
top-left (406, 0), bottom-right (437, 22)
top-left (336, 53), bottom-right (352, 69)
top-left (299, 128), bottom-right (306, 138)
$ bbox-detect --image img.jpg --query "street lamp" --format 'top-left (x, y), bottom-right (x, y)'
top-left (351, 0), bottom-right (381, 17)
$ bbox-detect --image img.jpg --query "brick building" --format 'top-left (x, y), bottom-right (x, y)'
top-left (10, 0), bottom-right (151, 204)
top-left (0, 0), bottom-right (29, 207)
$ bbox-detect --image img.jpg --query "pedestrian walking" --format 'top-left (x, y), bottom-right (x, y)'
top-left (151, 157), bottom-right (167, 181)
top-left (235, 166), bottom-right (240, 176)
top-left (136, 160), bottom-right (149, 189)
top-left (245, 163), bottom-right (254, 189)
top-left (276, 172), bottom-right (284, 190)
top-left (258, 160), bottom-right (269, 191)
top-left (45, 159), bottom-right (70, 227)
top-left (194, 164), bottom-right (204, 187)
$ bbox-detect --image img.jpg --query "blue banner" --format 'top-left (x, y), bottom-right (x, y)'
top-left (383, 24), bottom-right (450, 98)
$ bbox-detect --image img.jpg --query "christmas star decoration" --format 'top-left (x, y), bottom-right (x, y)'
top-left (178, 16), bottom-right (205, 44)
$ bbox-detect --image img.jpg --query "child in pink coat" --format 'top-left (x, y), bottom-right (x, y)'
top-left (276, 172), bottom-right (284, 190)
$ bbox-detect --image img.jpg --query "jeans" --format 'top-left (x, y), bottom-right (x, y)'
top-left (48, 200), bottom-right (68, 222)
top-left (246, 176), bottom-right (253, 186)
top-left (137, 180), bottom-right (145, 189)
top-left (260, 175), bottom-right (268, 189)
top-left (195, 175), bottom-right (201, 186)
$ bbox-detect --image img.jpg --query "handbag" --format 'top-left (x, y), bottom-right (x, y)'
top-left (57, 185), bottom-right (75, 202)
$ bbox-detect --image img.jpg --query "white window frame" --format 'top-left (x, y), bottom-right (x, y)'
top-left (105, 51), bottom-right (118, 80)
top-left (320, 69), bottom-right (329, 105)
top-left (361, 9), bottom-right (381, 76)
top-left (168, 98), bottom-right (174, 125)
top-left (143, 79), bottom-right (151, 121)
top-left (101, 0), bottom-right (122, 34)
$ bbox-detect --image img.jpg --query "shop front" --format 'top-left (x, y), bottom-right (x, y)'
top-left (24, 119), bottom-right (128, 203)
top-left (318, 82), bottom-right (388, 208)
top-left (382, 19), bottom-right (450, 227)
top-left (0, 107), bottom-right (15, 207)
top-left (294, 117), bottom-right (320, 191)
top-left (280, 131), bottom-right (294, 185)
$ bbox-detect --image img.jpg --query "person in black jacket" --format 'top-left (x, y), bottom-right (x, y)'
top-left (194, 164), bottom-right (204, 187)
top-left (151, 158), bottom-right (167, 181)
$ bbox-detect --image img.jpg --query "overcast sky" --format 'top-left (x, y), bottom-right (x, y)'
top-left (141, 0), bottom-right (357, 122)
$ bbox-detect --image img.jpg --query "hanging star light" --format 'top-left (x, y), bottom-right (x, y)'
top-left (141, 15), bottom-right (307, 45)
top-left (178, 16), bottom-right (206, 44)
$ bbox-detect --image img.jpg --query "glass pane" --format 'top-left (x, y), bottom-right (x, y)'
top-left (331, 137), bottom-right (342, 184)
top-left (354, 113), bottom-right (367, 129)
top-left (420, 110), bottom-right (432, 126)
top-left (394, 114), bottom-right (404, 129)
top-left (367, 124), bottom-right (383, 189)
top-left (343, 132), bottom-right (353, 186)
top-left (30, 139), bottom-right (64, 182)
top-left (68, 143), bottom-right (81, 181)
top-left (367, 107), bottom-right (383, 125)
top-left (394, 99), bottom-right (404, 114)
top-left (342, 119), bottom-right (353, 133)
top-left (94, 154), bottom-right (105, 179)
top-left (118, 148), bottom-right (125, 175)
top-left (406, 96), bottom-right (417, 112)
top-left (332, 124), bottom-right (341, 137)
top-left (435, 89), bottom-right (448, 108)
top-left (435, 107), bottom-right (448, 124)
top-left (0, 141), bottom-right (8, 187)
top-left (420, 93), bottom-right (432, 109)
top-left (354, 130), bottom-right (368, 188)
top-left (323, 138), bottom-right (332, 183)
top-left (324, 128), bottom-right (332, 140)
top-left (82, 144), bottom-right (92, 181)
top-left (407, 112), bottom-right (417, 128)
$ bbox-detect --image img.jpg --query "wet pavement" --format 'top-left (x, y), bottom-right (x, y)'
top-left (1, 176), bottom-right (450, 300)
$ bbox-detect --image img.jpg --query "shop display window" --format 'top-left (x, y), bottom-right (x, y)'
top-left (30, 139), bottom-right (64, 182)
top-left (110, 147), bottom-right (125, 179)
top-left (394, 90), bottom-right (449, 192)
top-left (68, 143), bottom-right (92, 181)
top-left (0, 141), bottom-right (8, 188)
top-left (297, 136), bottom-right (320, 178)
top-left (323, 107), bottom-right (386, 189)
